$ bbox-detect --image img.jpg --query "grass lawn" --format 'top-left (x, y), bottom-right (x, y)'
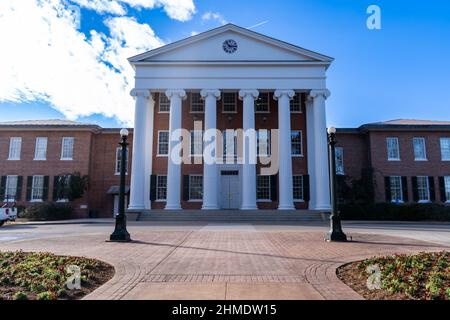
top-left (0, 251), bottom-right (114, 300)
top-left (337, 251), bottom-right (449, 300)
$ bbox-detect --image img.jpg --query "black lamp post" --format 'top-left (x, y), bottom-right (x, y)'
top-left (325, 127), bottom-right (348, 242)
top-left (110, 128), bottom-right (131, 242)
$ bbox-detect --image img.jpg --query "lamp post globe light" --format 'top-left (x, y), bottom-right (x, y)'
top-left (325, 126), bottom-right (348, 242)
top-left (110, 128), bottom-right (131, 242)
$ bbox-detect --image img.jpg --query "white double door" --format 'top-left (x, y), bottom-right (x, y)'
top-left (220, 171), bottom-right (240, 209)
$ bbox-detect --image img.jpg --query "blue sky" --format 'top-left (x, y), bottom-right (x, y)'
top-left (1, 0), bottom-right (449, 128)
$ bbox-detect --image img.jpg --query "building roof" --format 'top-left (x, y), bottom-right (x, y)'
top-left (0, 119), bottom-right (101, 131)
top-left (361, 119), bottom-right (450, 131)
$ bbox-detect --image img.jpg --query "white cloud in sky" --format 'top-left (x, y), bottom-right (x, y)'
top-left (0, 0), bottom-right (195, 125)
top-left (201, 11), bottom-right (227, 25)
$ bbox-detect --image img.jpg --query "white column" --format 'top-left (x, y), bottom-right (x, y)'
top-left (310, 89), bottom-right (331, 211)
top-left (165, 89), bottom-right (186, 210)
top-left (239, 89), bottom-right (259, 210)
top-left (201, 89), bottom-right (221, 210)
top-left (274, 90), bottom-right (295, 210)
top-left (144, 94), bottom-right (155, 210)
top-left (128, 89), bottom-right (150, 212)
top-left (306, 96), bottom-right (316, 210)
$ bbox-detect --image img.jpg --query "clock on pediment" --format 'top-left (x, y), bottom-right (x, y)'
top-left (222, 39), bottom-right (238, 54)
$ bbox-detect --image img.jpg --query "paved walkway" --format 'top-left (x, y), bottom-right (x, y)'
top-left (0, 221), bottom-right (448, 300)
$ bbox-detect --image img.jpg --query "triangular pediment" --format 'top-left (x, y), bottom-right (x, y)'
top-left (129, 24), bottom-right (333, 63)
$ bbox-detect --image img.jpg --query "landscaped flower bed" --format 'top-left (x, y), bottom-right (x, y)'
top-left (0, 251), bottom-right (114, 300)
top-left (337, 251), bottom-right (449, 300)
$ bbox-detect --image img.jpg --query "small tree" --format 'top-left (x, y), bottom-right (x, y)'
top-left (54, 172), bottom-right (89, 201)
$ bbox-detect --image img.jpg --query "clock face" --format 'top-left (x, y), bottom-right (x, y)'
top-left (223, 39), bottom-right (238, 54)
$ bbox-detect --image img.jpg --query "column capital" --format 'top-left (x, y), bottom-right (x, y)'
top-left (309, 89), bottom-right (331, 100)
top-left (130, 89), bottom-right (150, 98)
top-left (165, 89), bottom-right (187, 100)
top-left (200, 89), bottom-right (221, 100)
top-left (274, 90), bottom-right (295, 100)
top-left (239, 89), bottom-right (259, 100)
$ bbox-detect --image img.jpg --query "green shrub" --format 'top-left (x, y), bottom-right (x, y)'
top-left (13, 291), bottom-right (28, 300)
top-left (36, 291), bottom-right (55, 300)
top-left (20, 203), bottom-right (73, 221)
top-left (339, 203), bottom-right (450, 221)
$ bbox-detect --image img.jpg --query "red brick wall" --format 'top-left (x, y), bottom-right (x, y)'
top-left (0, 129), bottom-right (93, 217)
top-left (335, 132), bottom-right (369, 180)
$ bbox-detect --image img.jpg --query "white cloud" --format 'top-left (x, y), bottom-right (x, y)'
top-left (0, 0), bottom-right (168, 125)
top-left (201, 11), bottom-right (227, 25)
top-left (70, 0), bottom-right (196, 21)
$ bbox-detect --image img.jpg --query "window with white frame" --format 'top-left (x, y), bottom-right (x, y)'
top-left (55, 175), bottom-right (71, 202)
top-left (413, 137), bottom-right (427, 161)
top-left (189, 175), bottom-right (203, 201)
top-left (223, 130), bottom-right (237, 160)
top-left (31, 176), bottom-right (44, 201)
top-left (290, 93), bottom-right (302, 112)
top-left (444, 176), bottom-right (450, 203)
top-left (5, 176), bottom-right (18, 201)
top-left (159, 94), bottom-right (170, 112)
top-left (115, 147), bottom-right (128, 175)
top-left (390, 176), bottom-right (403, 203)
top-left (257, 129), bottom-right (271, 157)
top-left (190, 93), bottom-right (204, 113)
top-left (291, 131), bottom-right (303, 156)
top-left (417, 176), bottom-right (430, 202)
top-left (255, 92), bottom-right (270, 113)
top-left (335, 147), bottom-right (344, 175)
top-left (8, 137), bottom-right (22, 160)
top-left (441, 138), bottom-right (450, 161)
top-left (222, 93), bottom-right (237, 113)
top-left (190, 131), bottom-right (203, 156)
top-left (61, 137), bottom-right (74, 160)
top-left (158, 131), bottom-right (169, 155)
top-left (156, 175), bottom-right (167, 200)
top-left (256, 175), bottom-right (271, 200)
top-left (387, 137), bottom-right (400, 161)
top-left (34, 137), bottom-right (48, 160)
top-left (293, 175), bottom-right (304, 201)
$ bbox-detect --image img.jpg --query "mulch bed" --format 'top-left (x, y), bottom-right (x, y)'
top-left (0, 251), bottom-right (114, 300)
top-left (337, 251), bottom-right (449, 300)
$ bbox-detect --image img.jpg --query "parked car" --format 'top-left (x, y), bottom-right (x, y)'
top-left (0, 205), bottom-right (17, 227)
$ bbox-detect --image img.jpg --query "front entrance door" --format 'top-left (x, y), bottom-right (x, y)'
top-left (220, 171), bottom-right (240, 209)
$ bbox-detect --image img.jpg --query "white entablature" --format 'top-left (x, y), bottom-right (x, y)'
top-left (129, 24), bottom-right (333, 91)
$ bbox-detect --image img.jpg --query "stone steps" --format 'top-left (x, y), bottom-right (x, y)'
top-left (137, 210), bottom-right (329, 222)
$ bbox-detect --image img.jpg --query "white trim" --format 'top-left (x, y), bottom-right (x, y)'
top-left (30, 175), bottom-right (44, 202)
top-left (60, 137), bottom-right (74, 161)
top-left (188, 174), bottom-right (203, 201)
top-left (291, 130), bottom-right (303, 157)
top-left (157, 130), bottom-right (170, 156)
top-left (290, 93), bottom-right (303, 113)
top-left (293, 175), bottom-right (305, 202)
top-left (256, 175), bottom-right (271, 202)
top-left (255, 92), bottom-right (270, 114)
top-left (413, 137), bottom-right (427, 161)
top-left (389, 176), bottom-right (404, 203)
top-left (34, 137), bottom-right (48, 161)
top-left (440, 137), bottom-right (450, 161)
top-left (189, 92), bottom-right (205, 113)
top-left (8, 137), bottom-right (22, 160)
top-left (222, 92), bottom-right (238, 113)
top-left (190, 130), bottom-right (204, 157)
top-left (156, 175), bottom-right (167, 201)
top-left (386, 137), bottom-right (400, 161)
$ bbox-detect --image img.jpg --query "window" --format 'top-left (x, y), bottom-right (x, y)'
top-left (55, 175), bottom-right (71, 202)
top-left (156, 175), bottom-right (167, 201)
top-left (290, 93), bottom-right (302, 113)
top-left (61, 137), bottom-right (74, 160)
top-left (189, 175), bottom-right (203, 201)
top-left (441, 138), bottom-right (450, 161)
top-left (256, 175), bottom-right (271, 201)
top-left (417, 176), bottom-right (430, 202)
top-left (293, 175), bottom-right (304, 201)
top-left (257, 130), bottom-right (271, 157)
top-left (386, 137), bottom-right (400, 161)
top-left (8, 137), bottom-right (22, 160)
top-left (115, 147), bottom-right (128, 175)
top-left (335, 147), bottom-right (344, 175)
top-left (255, 92), bottom-right (270, 113)
top-left (291, 131), bottom-right (303, 156)
top-left (159, 94), bottom-right (170, 112)
top-left (190, 131), bottom-right (204, 156)
top-left (444, 176), bottom-right (450, 203)
top-left (190, 93), bottom-right (204, 113)
top-left (413, 138), bottom-right (427, 161)
top-left (31, 176), bottom-right (44, 202)
top-left (158, 131), bottom-right (169, 155)
top-left (390, 176), bottom-right (403, 203)
top-left (223, 130), bottom-right (237, 161)
top-left (5, 176), bottom-right (18, 201)
top-left (34, 137), bottom-right (48, 160)
top-left (222, 93), bottom-right (237, 113)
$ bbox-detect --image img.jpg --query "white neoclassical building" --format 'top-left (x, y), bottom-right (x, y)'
top-left (127, 24), bottom-right (333, 213)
